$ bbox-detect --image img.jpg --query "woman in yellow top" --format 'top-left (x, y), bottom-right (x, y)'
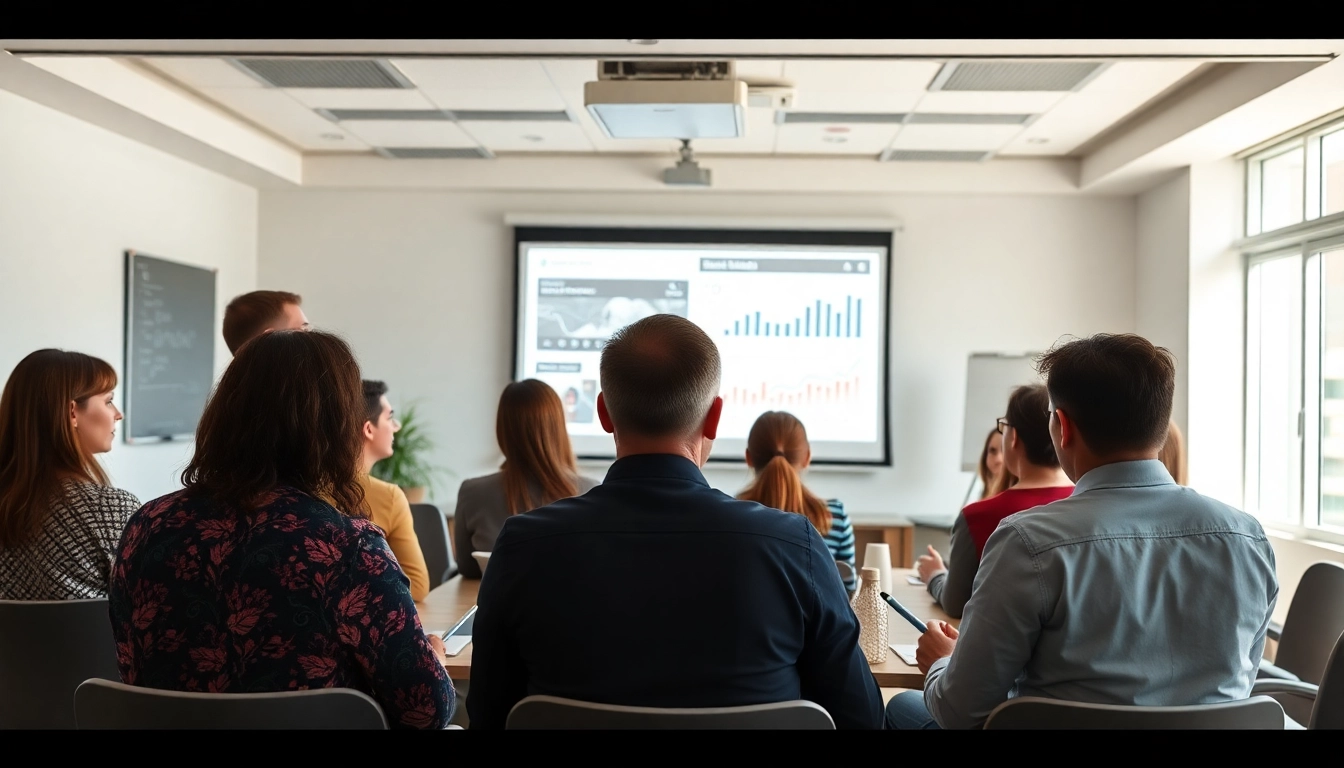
top-left (357, 380), bottom-right (431, 601)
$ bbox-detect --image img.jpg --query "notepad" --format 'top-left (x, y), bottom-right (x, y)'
top-left (443, 634), bottom-right (472, 656)
top-left (906, 575), bottom-right (924, 586)
top-left (889, 643), bottom-right (919, 666)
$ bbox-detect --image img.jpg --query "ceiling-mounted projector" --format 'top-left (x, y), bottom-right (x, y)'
top-left (584, 60), bottom-right (747, 140)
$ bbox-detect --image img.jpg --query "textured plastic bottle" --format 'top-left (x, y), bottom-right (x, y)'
top-left (852, 566), bottom-right (889, 664)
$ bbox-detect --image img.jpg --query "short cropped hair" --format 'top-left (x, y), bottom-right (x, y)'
top-left (362, 380), bottom-right (388, 426)
top-left (1036, 333), bottom-right (1175, 456)
top-left (222, 290), bottom-right (302, 354)
top-left (1004, 384), bottom-right (1059, 468)
top-left (599, 314), bottom-right (721, 438)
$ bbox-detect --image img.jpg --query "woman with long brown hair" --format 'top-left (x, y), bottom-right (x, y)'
top-left (736, 411), bottom-right (857, 591)
top-left (108, 330), bottom-right (455, 729)
top-left (0, 349), bottom-right (140, 600)
top-left (453, 379), bottom-right (599, 578)
top-left (977, 427), bottom-right (1018, 500)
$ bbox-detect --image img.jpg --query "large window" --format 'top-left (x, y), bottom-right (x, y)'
top-left (1244, 115), bottom-right (1344, 545)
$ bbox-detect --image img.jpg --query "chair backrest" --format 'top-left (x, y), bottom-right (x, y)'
top-left (836, 561), bottom-right (857, 594)
top-left (1277, 562), bottom-right (1344, 684)
top-left (984, 695), bottom-right (1285, 730)
top-left (409, 502), bottom-right (456, 589)
top-left (0, 598), bottom-right (120, 729)
top-left (1310, 631), bottom-right (1344, 729)
top-left (74, 679), bottom-right (388, 729)
top-left (505, 695), bottom-right (834, 730)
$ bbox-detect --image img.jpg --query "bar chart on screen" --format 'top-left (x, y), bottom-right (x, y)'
top-left (726, 375), bottom-right (862, 408)
top-left (724, 295), bottom-right (865, 339)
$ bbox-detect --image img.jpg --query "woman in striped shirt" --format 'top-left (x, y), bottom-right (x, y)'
top-left (737, 411), bottom-right (857, 592)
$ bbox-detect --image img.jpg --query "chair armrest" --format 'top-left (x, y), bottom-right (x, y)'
top-left (1251, 679), bottom-right (1319, 702)
top-left (1266, 620), bottom-right (1283, 642)
top-left (1256, 660), bottom-right (1301, 681)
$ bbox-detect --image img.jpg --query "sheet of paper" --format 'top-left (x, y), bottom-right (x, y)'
top-left (444, 634), bottom-right (472, 656)
top-left (889, 643), bottom-right (919, 666)
top-left (906, 575), bottom-right (924, 586)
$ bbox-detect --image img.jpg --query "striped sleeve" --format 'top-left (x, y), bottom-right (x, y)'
top-left (825, 499), bottom-right (857, 591)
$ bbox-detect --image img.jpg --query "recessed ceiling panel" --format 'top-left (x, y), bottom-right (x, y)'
top-left (788, 90), bottom-right (924, 115)
top-left (233, 58), bottom-right (411, 89)
top-left (342, 120), bottom-right (478, 148)
top-left (285, 88), bottom-right (436, 110)
top-left (200, 88), bottom-right (369, 151)
top-left (421, 87), bottom-right (568, 112)
top-left (933, 62), bottom-right (1105, 92)
top-left (461, 121), bottom-right (594, 152)
top-left (782, 60), bottom-right (941, 92)
top-left (775, 122), bottom-right (901, 155)
top-left (889, 123), bottom-right (1023, 151)
top-left (913, 90), bottom-right (1067, 114)
top-left (387, 59), bottom-right (556, 90)
top-left (139, 57), bottom-right (264, 89)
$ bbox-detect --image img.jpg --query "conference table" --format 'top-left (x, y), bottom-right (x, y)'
top-left (416, 567), bottom-right (955, 689)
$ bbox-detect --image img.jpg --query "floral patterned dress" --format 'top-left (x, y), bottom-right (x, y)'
top-left (109, 486), bottom-right (455, 729)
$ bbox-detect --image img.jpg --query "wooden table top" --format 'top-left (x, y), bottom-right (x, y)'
top-left (416, 568), bottom-right (954, 689)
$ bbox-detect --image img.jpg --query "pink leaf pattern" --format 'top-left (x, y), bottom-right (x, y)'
top-left (107, 486), bottom-right (455, 729)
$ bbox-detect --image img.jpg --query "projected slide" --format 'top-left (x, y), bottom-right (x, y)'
top-left (515, 230), bottom-right (890, 464)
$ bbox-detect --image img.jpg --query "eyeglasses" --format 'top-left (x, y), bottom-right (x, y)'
top-left (996, 417), bottom-right (1011, 434)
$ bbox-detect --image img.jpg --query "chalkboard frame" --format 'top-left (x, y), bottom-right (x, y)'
top-left (122, 249), bottom-right (218, 445)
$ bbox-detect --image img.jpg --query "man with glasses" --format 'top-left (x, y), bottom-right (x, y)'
top-left (888, 333), bottom-right (1279, 729)
top-left (357, 380), bottom-right (431, 602)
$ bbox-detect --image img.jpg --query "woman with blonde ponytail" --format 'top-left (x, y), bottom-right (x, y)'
top-left (737, 411), bottom-right (856, 591)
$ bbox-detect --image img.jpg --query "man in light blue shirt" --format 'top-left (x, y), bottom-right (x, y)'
top-left (886, 333), bottom-right (1279, 729)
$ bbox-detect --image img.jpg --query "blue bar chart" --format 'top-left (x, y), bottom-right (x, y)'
top-left (725, 296), bottom-right (863, 338)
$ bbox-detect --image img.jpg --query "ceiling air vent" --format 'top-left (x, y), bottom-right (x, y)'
top-left (449, 110), bottom-right (572, 122)
top-left (598, 60), bottom-right (734, 80)
top-left (778, 112), bottom-right (907, 124)
top-left (317, 109), bottom-right (450, 121)
top-left (231, 58), bottom-right (413, 89)
top-left (375, 147), bottom-right (495, 159)
top-left (930, 62), bottom-right (1106, 92)
top-left (906, 113), bottom-right (1034, 125)
top-left (879, 149), bottom-right (992, 162)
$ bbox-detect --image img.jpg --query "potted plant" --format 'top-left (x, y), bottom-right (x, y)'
top-left (371, 402), bottom-right (450, 504)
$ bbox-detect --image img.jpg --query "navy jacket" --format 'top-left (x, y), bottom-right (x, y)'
top-left (467, 453), bottom-right (884, 729)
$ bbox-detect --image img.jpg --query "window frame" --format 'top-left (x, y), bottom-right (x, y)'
top-left (1245, 114), bottom-right (1344, 238)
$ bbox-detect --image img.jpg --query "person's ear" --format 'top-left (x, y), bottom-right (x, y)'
top-left (1055, 408), bottom-right (1074, 448)
top-left (702, 396), bottom-right (724, 441)
top-left (69, 400), bottom-right (78, 429)
top-left (362, 420), bottom-right (376, 441)
top-left (596, 392), bottom-right (615, 434)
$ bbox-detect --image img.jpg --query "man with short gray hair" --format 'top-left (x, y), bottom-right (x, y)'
top-left (468, 314), bottom-right (883, 729)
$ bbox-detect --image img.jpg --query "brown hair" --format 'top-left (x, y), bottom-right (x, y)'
top-left (182, 330), bottom-right (366, 516)
top-left (497, 379), bottom-right (579, 515)
top-left (1036, 333), bottom-right (1176, 456)
top-left (1004, 384), bottom-right (1060, 468)
top-left (737, 411), bottom-right (831, 534)
top-left (599, 314), bottom-right (721, 438)
top-left (0, 350), bottom-right (117, 548)
top-left (1158, 420), bottom-right (1187, 485)
top-left (222, 290), bottom-right (302, 355)
top-left (977, 427), bottom-right (1018, 501)
top-left (362, 379), bottom-right (388, 425)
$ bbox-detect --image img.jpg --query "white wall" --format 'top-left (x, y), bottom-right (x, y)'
top-left (0, 89), bottom-right (258, 503)
top-left (258, 189), bottom-right (1136, 521)
top-left (1136, 171), bottom-right (1192, 434)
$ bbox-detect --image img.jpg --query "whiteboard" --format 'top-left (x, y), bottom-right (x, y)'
top-left (960, 353), bottom-right (1043, 471)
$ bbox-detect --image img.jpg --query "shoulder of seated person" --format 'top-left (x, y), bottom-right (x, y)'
top-left (458, 472), bottom-right (504, 494)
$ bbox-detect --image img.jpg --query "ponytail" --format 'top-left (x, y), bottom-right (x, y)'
top-left (739, 454), bottom-right (832, 535)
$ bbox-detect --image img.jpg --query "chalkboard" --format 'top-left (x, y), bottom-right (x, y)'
top-left (960, 353), bottom-right (1043, 472)
top-left (123, 250), bottom-right (217, 443)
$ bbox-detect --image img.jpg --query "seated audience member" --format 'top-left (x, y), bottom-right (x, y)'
top-left (977, 426), bottom-right (1017, 500)
top-left (468, 315), bottom-right (883, 729)
top-left (887, 334), bottom-right (1278, 730)
top-left (453, 379), bottom-right (598, 578)
top-left (917, 385), bottom-right (1072, 617)
top-left (0, 350), bottom-right (140, 599)
top-left (1158, 420), bottom-right (1187, 485)
top-left (737, 411), bottom-right (856, 592)
top-left (221, 289), bottom-right (309, 355)
top-left (109, 331), bottom-right (455, 729)
top-left (358, 380), bottom-right (430, 601)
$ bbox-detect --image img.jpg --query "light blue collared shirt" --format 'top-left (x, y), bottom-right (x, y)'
top-left (923, 460), bottom-right (1279, 729)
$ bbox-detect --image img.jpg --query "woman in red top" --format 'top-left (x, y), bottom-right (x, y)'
top-left (916, 383), bottom-right (1073, 617)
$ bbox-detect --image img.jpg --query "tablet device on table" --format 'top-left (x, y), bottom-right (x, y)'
top-left (438, 605), bottom-right (477, 656)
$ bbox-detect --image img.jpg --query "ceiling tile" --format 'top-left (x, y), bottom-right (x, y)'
top-left (138, 57), bottom-right (264, 89)
top-left (1078, 61), bottom-right (1204, 93)
top-left (782, 60), bottom-right (942, 92)
top-left (388, 59), bottom-right (555, 90)
top-left (539, 60), bottom-right (600, 90)
top-left (733, 60), bottom-right (787, 82)
top-left (775, 122), bottom-right (900, 155)
top-left (421, 87), bottom-right (568, 112)
top-left (199, 88), bottom-right (368, 151)
top-left (913, 90), bottom-right (1066, 114)
top-left (888, 123), bottom-right (1024, 151)
top-left (284, 88), bottom-right (436, 110)
top-left (341, 120), bottom-right (479, 148)
top-left (688, 107), bottom-right (778, 154)
top-left (790, 91), bottom-right (924, 115)
top-left (460, 120), bottom-right (594, 152)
